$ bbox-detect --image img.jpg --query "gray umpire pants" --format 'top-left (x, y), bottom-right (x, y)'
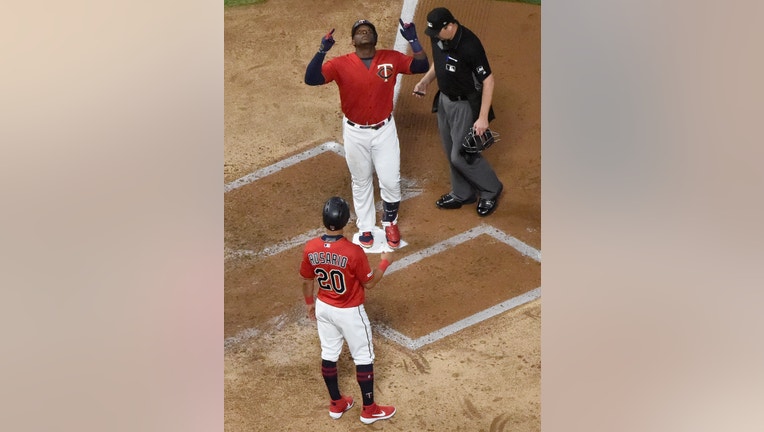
top-left (436, 93), bottom-right (502, 201)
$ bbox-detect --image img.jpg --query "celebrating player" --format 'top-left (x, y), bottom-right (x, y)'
top-left (413, 7), bottom-right (504, 216)
top-left (300, 196), bottom-right (396, 424)
top-left (305, 19), bottom-right (429, 249)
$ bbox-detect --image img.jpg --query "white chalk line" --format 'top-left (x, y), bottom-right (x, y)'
top-left (385, 224), bottom-right (541, 275)
top-left (225, 223), bottom-right (541, 350)
top-left (225, 141), bottom-right (344, 192)
top-left (224, 314), bottom-right (288, 350)
top-left (376, 224), bottom-right (540, 349)
top-left (225, 0), bottom-right (419, 195)
top-left (224, 182), bottom-right (423, 261)
top-left (225, 228), bottom-right (325, 261)
top-left (224, 143), bottom-right (423, 261)
top-left (376, 287), bottom-right (541, 351)
top-left (224, 328), bottom-right (260, 350)
top-left (225, 0), bottom-right (541, 351)
top-left (392, 0), bottom-right (421, 105)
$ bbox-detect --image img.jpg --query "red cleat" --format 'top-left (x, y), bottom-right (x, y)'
top-left (329, 395), bottom-right (354, 419)
top-left (359, 231), bottom-right (374, 248)
top-left (360, 403), bottom-right (396, 424)
top-left (384, 223), bottom-right (400, 248)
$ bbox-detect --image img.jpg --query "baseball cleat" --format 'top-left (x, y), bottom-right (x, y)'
top-left (384, 224), bottom-right (400, 248)
top-left (329, 395), bottom-right (354, 419)
top-left (360, 403), bottom-right (396, 424)
top-left (359, 231), bottom-right (374, 248)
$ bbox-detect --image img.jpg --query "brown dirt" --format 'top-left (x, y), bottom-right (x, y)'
top-left (225, 0), bottom-right (540, 430)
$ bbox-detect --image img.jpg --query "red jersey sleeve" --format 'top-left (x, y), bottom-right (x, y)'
top-left (351, 245), bottom-right (374, 286)
top-left (393, 50), bottom-right (416, 75)
top-left (299, 240), bottom-right (319, 279)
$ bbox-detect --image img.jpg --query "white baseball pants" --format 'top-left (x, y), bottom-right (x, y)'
top-left (342, 117), bottom-right (401, 233)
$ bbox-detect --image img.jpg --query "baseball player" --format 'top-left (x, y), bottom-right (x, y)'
top-left (305, 19), bottom-right (429, 249)
top-left (300, 196), bottom-right (396, 424)
top-left (413, 7), bottom-right (504, 216)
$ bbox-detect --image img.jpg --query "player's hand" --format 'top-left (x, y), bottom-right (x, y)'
top-left (380, 251), bottom-right (394, 264)
top-left (398, 19), bottom-right (418, 42)
top-left (319, 28), bottom-right (335, 53)
top-left (412, 82), bottom-right (426, 98)
top-left (306, 303), bottom-right (316, 321)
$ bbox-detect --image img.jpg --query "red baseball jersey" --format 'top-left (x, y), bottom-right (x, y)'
top-left (300, 236), bottom-right (374, 308)
top-left (322, 49), bottom-right (415, 125)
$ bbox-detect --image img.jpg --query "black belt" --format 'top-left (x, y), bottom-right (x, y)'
top-left (346, 114), bottom-right (392, 130)
top-left (443, 93), bottom-right (470, 102)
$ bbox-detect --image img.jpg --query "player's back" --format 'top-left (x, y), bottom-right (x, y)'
top-left (300, 236), bottom-right (372, 308)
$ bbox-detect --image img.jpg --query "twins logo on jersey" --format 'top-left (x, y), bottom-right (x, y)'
top-left (377, 63), bottom-right (393, 82)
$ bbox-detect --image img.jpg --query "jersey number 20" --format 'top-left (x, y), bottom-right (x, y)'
top-left (315, 268), bottom-right (347, 295)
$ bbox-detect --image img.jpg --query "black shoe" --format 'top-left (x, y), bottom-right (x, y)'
top-left (477, 184), bottom-right (503, 217)
top-left (436, 193), bottom-right (477, 209)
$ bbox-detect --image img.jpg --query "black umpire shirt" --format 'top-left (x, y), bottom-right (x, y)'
top-left (429, 25), bottom-right (492, 99)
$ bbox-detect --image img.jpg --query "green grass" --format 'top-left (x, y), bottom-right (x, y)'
top-left (497, 0), bottom-right (540, 5)
top-left (224, 0), bottom-right (538, 6)
top-left (225, 0), bottom-right (536, 8)
top-left (224, 0), bottom-right (265, 7)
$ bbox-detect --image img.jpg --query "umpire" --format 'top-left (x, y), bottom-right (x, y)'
top-left (413, 7), bottom-right (503, 217)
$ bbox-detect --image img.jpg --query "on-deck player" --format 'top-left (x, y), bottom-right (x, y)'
top-left (305, 19), bottom-right (429, 249)
top-left (300, 196), bottom-right (396, 424)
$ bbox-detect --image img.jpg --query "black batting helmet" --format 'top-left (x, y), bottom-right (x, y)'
top-left (323, 196), bottom-right (350, 231)
top-left (351, 19), bottom-right (378, 44)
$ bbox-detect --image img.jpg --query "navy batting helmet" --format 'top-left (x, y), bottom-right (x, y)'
top-left (323, 196), bottom-right (350, 231)
top-left (351, 19), bottom-right (378, 44)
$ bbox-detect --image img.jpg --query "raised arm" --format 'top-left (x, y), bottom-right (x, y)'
top-left (399, 19), bottom-right (429, 73)
top-left (304, 28), bottom-right (335, 85)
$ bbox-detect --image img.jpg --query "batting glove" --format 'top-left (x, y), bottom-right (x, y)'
top-left (399, 19), bottom-right (423, 53)
top-left (319, 28), bottom-right (335, 53)
top-left (398, 19), bottom-right (418, 42)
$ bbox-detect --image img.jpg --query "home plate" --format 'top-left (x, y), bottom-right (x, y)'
top-left (351, 226), bottom-right (408, 253)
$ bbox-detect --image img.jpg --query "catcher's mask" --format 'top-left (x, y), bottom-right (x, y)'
top-left (323, 196), bottom-right (351, 231)
top-left (462, 127), bottom-right (499, 154)
top-left (352, 19), bottom-right (378, 45)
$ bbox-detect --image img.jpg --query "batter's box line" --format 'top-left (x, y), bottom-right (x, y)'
top-left (372, 224), bottom-right (540, 349)
top-left (224, 179), bottom-right (423, 262)
top-left (224, 142), bottom-right (422, 199)
top-left (223, 222), bottom-right (540, 349)
top-left (225, 228), bottom-right (326, 261)
top-left (224, 142), bottom-right (422, 262)
top-left (385, 224), bottom-right (541, 276)
top-left (376, 287), bottom-right (541, 351)
top-left (224, 141), bottom-right (344, 192)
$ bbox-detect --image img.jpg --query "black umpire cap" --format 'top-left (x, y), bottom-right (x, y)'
top-left (425, 7), bottom-right (456, 37)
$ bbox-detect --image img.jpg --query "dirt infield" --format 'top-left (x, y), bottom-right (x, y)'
top-left (224, 0), bottom-right (540, 430)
